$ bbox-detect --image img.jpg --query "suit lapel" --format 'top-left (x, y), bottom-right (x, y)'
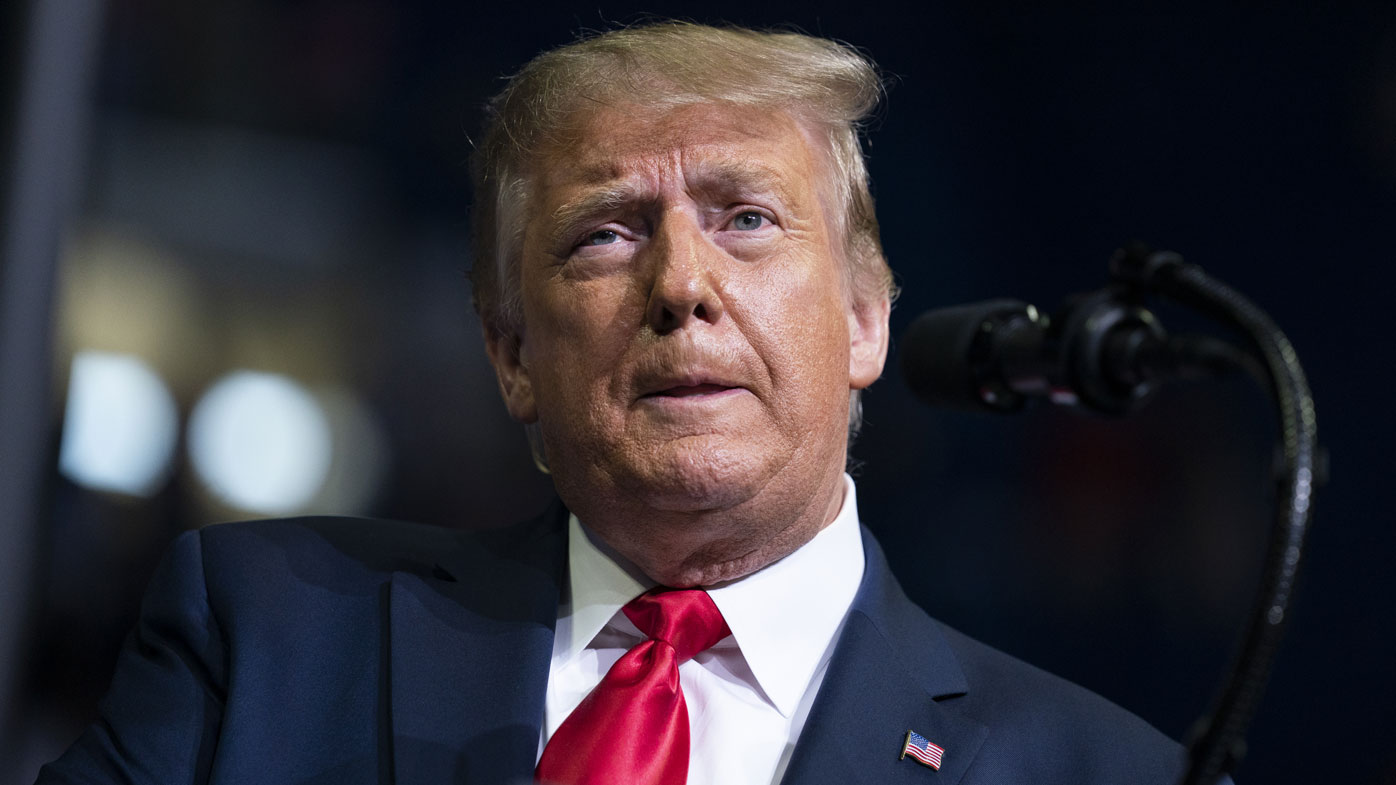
top-left (781, 528), bottom-right (988, 785)
top-left (387, 504), bottom-right (568, 784)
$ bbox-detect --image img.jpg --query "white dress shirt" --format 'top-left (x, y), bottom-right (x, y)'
top-left (541, 474), bottom-right (867, 785)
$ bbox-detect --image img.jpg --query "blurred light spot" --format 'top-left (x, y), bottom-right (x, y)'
top-left (58, 227), bottom-right (212, 391)
top-left (188, 371), bottom-right (331, 515)
top-left (308, 386), bottom-right (390, 515)
top-left (59, 351), bottom-right (179, 497)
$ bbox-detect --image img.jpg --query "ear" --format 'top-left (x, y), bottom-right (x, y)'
top-left (848, 293), bottom-right (891, 390)
top-left (483, 320), bottom-right (539, 423)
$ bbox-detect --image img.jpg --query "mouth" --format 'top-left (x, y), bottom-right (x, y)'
top-left (636, 367), bottom-right (750, 403)
top-left (632, 347), bottom-right (753, 406)
top-left (644, 382), bottom-right (739, 398)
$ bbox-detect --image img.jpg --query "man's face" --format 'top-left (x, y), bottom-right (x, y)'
top-left (488, 101), bottom-right (888, 526)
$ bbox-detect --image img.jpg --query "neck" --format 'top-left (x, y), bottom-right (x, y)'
top-left (562, 466), bottom-right (848, 588)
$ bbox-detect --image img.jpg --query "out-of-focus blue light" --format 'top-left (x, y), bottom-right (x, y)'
top-left (58, 351), bottom-right (180, 497)
top-left (188, 370), bottom-right (332, 515)
top-left (311, 386), bottom-right (389, 515)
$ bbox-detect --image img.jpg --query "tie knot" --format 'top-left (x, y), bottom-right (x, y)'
top-left (622, 588), bottom-right (730, 662)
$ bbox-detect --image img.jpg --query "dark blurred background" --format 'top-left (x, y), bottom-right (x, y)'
top-left (2, 1), bottom-right (1392, 782)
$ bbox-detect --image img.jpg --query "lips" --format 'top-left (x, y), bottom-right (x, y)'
top-left (634, 364), bottom-right (749, 401)
top-left (640, 378), bottom-right (743, 399)
top-left (631, 344), bottom-right (753, 403)
top-left (648, 383), bottom-right (735, 397)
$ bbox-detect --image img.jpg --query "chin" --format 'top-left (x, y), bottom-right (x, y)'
top-left (622, 437), bottom-right (774, 513)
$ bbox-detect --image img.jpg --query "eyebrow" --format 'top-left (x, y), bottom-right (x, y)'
top-left (544, 158), bottom-right (795, 245)
top-left (685, 160), bottom-right (791, 205)
top-left (547, 183), bottom-right (649, 246)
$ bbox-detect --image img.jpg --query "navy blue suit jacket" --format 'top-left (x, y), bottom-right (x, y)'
top-left (39, 503), bottom-right (1206, 784)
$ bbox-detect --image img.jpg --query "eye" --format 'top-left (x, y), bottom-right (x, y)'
top-left (730, 211), bottom-right (768, 231)
top-left (580, 229), bottom-right (621, 246)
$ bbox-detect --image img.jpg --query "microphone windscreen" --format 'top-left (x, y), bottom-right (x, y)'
top-left (899, 299), bottom-right (1031, 411)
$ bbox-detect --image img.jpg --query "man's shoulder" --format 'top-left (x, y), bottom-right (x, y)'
top-left (937, 619), bottom-right (1169, 732)
top-left (178, 504), bottom-right (568, 609)
top-left (853, 528), bottom-right (1193, 781)
top-left (197, 514), bottom-right (474, 570)
top-left (930, 617), bottom-right (1191, 780)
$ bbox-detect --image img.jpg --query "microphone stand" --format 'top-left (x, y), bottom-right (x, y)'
top-left (1110, 246), bottom-right (1320, 785)
top-left (906, 245), bottom-right (1320, 785)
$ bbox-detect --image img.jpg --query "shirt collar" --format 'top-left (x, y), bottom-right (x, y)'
top-left (553, 514), bottom-right (651, 665)
top-left (706, 474), bottom-right (865, 717)
top-left (554, 474), bottom-right (867, 719)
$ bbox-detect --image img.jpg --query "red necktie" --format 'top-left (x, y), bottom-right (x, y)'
top-left (535, 587), bottom-right (731, 785)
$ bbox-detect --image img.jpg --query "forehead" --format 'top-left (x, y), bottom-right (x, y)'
top-left (531, 102), bottom-right (829, 202)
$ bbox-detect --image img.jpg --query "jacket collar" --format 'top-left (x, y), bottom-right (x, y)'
top-left (780, 526), bottom-right (988, 785)
top-left (387, 501), bottom-right (567, 784)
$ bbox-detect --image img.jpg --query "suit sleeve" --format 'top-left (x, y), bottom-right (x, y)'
top-left (36, 530), bottom-right (228, 785)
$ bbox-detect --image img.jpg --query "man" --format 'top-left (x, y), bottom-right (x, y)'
top-left (39, 22), bottom-right (1213, 785)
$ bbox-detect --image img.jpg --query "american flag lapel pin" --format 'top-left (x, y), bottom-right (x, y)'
top-left (900, 729), bottom-right (945, 771)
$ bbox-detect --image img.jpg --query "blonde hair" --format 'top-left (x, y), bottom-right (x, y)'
top-left (469, 21), bottom-right (897, 332)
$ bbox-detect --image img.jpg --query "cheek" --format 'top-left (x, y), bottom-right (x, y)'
top-left (520, 277), bottom-right (642, 399)
top-left (743, 263), bottom-right (851, 392)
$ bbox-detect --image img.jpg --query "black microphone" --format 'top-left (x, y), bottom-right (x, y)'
top-left (901, 246), bottom-right (1321, 785)
top-left (900, 285), bottom-right (1254, 416)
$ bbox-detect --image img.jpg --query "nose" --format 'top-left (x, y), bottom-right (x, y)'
top-left (645, 216), bottom-right (724, 334)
